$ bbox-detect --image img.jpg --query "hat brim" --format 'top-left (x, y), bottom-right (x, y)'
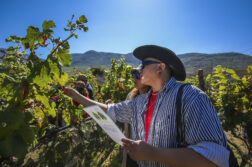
top-left (133, 45), bottom-right (186, 81)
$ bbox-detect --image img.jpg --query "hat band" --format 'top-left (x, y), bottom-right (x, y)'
top-left (141, 60), bottom-right (161, 69)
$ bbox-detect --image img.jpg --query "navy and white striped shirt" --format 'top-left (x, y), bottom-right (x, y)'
top-left (108, 77), bottom-right (229, 167)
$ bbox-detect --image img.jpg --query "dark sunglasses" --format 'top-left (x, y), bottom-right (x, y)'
top-left (131, 72), bottom-right (141, 79)
top-left (141, 60), bottom-right (161, 69)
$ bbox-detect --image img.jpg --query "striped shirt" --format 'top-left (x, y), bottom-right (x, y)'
top-left (107, 77), bottom-right (229, 167)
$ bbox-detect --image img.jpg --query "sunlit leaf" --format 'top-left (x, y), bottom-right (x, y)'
top-left (32, 66), bottom-right (51, 87)
top-left (56, 48), bottom-right (72, 66)
top-left (79, 15), bottom-right (88, 24)
top-left (26, 26), bottom-right (41, 48)
top-left (42, 20), bottom-right (56, 30)
top-left (219, 85), bottom-right (226, 91)
top-left (35, 94), bottom-right (51, 109)
top-left (231, 74), bottom-right (241, 81)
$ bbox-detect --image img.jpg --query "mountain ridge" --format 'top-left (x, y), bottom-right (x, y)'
top-left (69, 50), bottom-right (252, 76)
top-left (1, 47), bottom-right (251, 76)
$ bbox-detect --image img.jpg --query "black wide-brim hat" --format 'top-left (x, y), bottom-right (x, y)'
top-left (133, 45), bottom-right (186, 81)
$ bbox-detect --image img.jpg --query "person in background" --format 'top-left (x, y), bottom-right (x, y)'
top-left (77, 74), bottom-right (94, 99)
top-left (127, 64), bottom-right (151, 100)
top-left (73, 80), bottom-right (90, 107)
top-left (74, 81), bottom-right (89, 98)
top-left (64, 45), bottom-right (229, 167)
top-left (105, 65), bottom-right (150, 167)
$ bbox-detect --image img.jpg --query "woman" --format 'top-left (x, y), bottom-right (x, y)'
top-left (64, 45), bottom-right (229, 167)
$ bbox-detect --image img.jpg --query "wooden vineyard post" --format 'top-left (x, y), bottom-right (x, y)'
top-left (198, 69), bottom-right (205, 91)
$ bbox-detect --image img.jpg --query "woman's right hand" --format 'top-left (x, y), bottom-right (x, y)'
top-left (105, 99), bottom-right (113, 104)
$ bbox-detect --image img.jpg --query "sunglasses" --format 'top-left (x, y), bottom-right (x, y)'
top-left (131, 72), bottom-right (141, 79)
top-left (141, 60), bottom-right (161, 69)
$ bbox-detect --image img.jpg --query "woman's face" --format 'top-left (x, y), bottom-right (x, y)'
top-left (140, 58), bottom-right (161, 86)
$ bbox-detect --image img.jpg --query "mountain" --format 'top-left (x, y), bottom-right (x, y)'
top-left (71, 50), bottom-right (138, 67)
top-left (70, 50), bottom-right (252, 76)
top-left (178, 52), bottom-right (252, 76)
top-left (1, 47), bottom-right (251, 76)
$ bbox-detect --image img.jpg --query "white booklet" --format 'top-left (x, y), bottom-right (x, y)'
top-left (84, 105), bottom-right (125, 146)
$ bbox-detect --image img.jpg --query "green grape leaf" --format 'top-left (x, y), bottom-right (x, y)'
top-left (47, 56), bottom-right (61, 80)
top-left (62, 41), bottom-right (70, 50)
top-left (35, 94), bottom-right (56, 117)
top-left (27, 53), bottom-right (42, 69)
top-left (78, 15), bottom-right (88, 24)
top-left (226, 69), bottom-right (235, 74)
top-left (6, 46), bottom-right (15, 52)
top-left (35, 94), bottom-right (50, 109)
top-left (231, 74), bottom-right (241, 81)
top-left (18, 125), bottom-right (35, 144)
top-left (0, 75), bottom-right (18, 101)
top-left (56, 48), bottom-right (72, 66)
top-left (242, 96), bottom-right (249, 104)
top-left (42, 20), bottom-right (56, 30)
top-left (32, 65), bottom-right (51, 87)
top-left (84, 27), bottom-right (88, 32)
top-left (213, 72), bottom-right (225, 79)
top-left (219, 85), bottom-right (226, 91)
top-left (24, 112), bottom-right (33, 123)
top-left (32, 69), bottom-right (51, 87)
top-left (43, 29), bottom-right (54, 35)
top-left (5, 35), bottom-right (22, 43)
top-left (0, 135), bottom-right (27, 159)
top-left (47, 108), bottom-right (56, 117)
top-left (58, 72), bottom-right (69, 85)
top-left (26, 26), bottom-right (41, 47)
top-left (0, 110), bottom-right (25, 139)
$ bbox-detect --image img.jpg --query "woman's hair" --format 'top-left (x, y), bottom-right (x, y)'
top-left (128, 86), bottom-right (151, 100)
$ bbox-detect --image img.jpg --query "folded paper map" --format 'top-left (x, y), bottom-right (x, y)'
top-left (84, 105), bottom-right (125, 146)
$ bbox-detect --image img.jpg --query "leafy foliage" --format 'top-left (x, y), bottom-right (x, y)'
top-left (100, 57), bottom-right (134, 103)
top-left (185, 65), bottom-right (252, 167)
top-left (0, 14), bottom-right (91, 165)
top-left (0, 35), bottom-right (133, 166)
top-left (205, 66), bottom-right (252, 166)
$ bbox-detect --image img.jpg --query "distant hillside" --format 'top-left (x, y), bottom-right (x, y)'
top-left (70, 50), bottom-right (252, 76)
top-left (178, 52), bottom-right (252, 76)
top-left (71, 50), bottom-right (139, 68)
top-left (1, 47), bottom-right (251, 77)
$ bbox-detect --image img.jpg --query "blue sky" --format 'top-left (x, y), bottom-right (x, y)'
top-left (1, 0), bottom-right (252, 59)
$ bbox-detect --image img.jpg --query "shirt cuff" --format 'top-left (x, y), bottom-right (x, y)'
top-left (188, 142), bottom-right (230, 167)
top-left (107, 103), bottom-right (116, 122)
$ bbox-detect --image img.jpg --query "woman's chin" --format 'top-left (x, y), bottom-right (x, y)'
top-left (140, 78), bottom-right (146, 84)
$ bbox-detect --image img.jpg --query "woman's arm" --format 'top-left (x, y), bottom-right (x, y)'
top-left (64, 87), bottom-right (107, 112)
top-left (122, 138), bottom-right (219, 167)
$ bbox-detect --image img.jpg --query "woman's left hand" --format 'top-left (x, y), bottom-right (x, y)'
top-left (121, 138), bottom-right (155, 161)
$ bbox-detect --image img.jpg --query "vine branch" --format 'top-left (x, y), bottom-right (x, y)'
top-left (50, 33), bottom-right (74, 56)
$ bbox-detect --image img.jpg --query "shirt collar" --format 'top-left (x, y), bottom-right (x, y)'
top-left (146, 77), bottom-right (177, 96)
top-left (164, 77), bottom-right (177, 91)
